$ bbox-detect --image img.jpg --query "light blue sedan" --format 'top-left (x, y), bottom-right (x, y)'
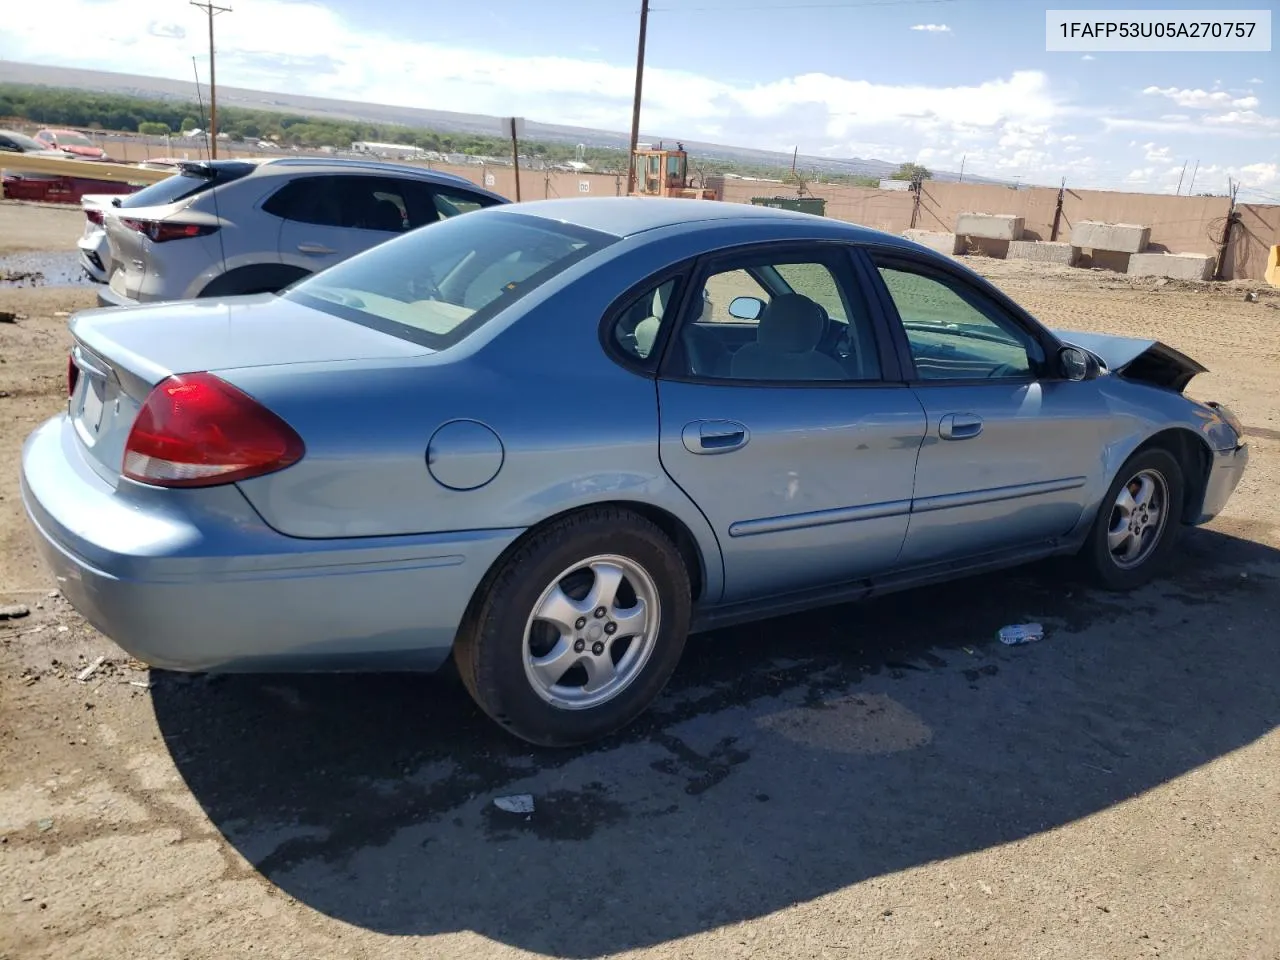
top-left (20, 197), bottom-right (1249, 745)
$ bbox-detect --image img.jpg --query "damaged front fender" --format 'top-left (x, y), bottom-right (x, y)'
top-left (1052, 329), bottom-right (1207, 393)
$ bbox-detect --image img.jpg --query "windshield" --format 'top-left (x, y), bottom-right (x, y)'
top-left (3, 132), bottom-right (47, 151)
top-left (286, 210), bottom-right (617, 349)
top-left (55, 131), bottom-right (95, 147)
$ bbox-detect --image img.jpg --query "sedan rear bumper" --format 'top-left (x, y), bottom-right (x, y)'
top-left (19, 416), bottom-right (521, 673)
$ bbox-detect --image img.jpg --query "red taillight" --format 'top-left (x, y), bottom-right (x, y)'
top-left (67, 354), bottom-right (79, 397)
top-left (122, 373), bottom-right (304, 488)
top-left (85, 208), bottom-right (104, 225)
top-left (119, 219), bottom-right (218, 243)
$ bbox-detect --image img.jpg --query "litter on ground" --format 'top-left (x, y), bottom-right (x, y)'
top-left (998, 623), bottom-right (1045, 646)
top-left (493, 794), bottom-right (535, 814)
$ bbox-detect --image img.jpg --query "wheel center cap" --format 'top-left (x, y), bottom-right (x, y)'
top-left (586, 622), bottom-right (604, 642)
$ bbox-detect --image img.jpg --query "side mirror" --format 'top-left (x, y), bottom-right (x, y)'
top-left (1059, 345), bottom-right (1099, 381)
top-left (728, 296), bottom-right (764, 321)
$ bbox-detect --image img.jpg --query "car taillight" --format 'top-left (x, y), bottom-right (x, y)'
top-left (119, 218), bottom-right (218, 243)
top-left (122, 373), bottom-right (304, 488)
top-left (85, 208), bottom-right (104, 225)
top-left (67, 354), bottom-right (79, 397)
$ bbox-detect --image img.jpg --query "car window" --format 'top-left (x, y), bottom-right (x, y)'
top-left (874, 263), bottom-right (1041, 380)
top-left (432, 187), bottom-right (496, 219)
top-left (612, 278), bottom-right (679, 362)
top-left (263, 175), bottom-right (439, 231)
top-left (285, 211), bottom-right (616, 350)
top-left (702, 268), bottom-right (769, 322)
top-left (121, 160), bottom-right (256, 209)
top-left (670, 254), bottom-right (881, 382)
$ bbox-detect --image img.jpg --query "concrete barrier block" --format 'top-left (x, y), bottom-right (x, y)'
top-left (1008, 240), bottom-right (1079, 265)
top-left (1127, 252), bottom-right (1215, 281)
top-left (955, 212), bottom-right (1024, 241)
top-left (1070, 220), bottom-right (1151, 254)
top-left (903, 229), bottom-right (961, 255)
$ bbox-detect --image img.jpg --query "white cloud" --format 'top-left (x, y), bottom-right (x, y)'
top-left (0, 0), bottom-right (1267, 195)
top-left (1143, 86), bottom-right (1260, 110)
top-left (1205, 110), bottom-right (1280, 129)
top-left (1248, 77), bottom-right (1265, 85)
top-left (1240, 162), bottom-right (1279, 185)
top-left (1081, 54), bottom-right (1095, 61)
top-left (146, 21), bottom-right (185, 39)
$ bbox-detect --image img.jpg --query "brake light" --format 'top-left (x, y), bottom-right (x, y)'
top-left (85, 208), bottom-right (104, 225)
top-left (119, 218), bottom-right (218, 243)
top-left (122, 373), bottom-right (304, 488)
top-left (67, 354), bottom-right (79, 397)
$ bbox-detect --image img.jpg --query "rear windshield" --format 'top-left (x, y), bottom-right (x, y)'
top-left (285, 211), bottom-right (617, 350)
top-left (119, 160), bottom-right (256, 209)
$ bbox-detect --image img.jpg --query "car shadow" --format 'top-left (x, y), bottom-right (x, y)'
top-left (151, 524), bottom-right (1280, 956)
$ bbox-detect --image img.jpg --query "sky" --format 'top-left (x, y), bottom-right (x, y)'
top-left (1, 0), bottom-right (1277, 200)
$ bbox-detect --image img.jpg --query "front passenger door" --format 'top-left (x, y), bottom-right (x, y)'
top-left (867, 251), bottom-right (1110, 567)
top-left (653, 245), bottom-right (926, 602)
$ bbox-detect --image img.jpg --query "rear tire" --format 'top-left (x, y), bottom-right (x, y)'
top-left (1079, 447), bottom-right (1184, 591)
top-left (454, 507), bottom-right (691, 747)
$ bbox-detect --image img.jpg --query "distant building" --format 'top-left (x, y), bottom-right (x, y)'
top-left (879, 179), bottom-right (912, 191)
top-left (350, 140), bottom-right (426, 159)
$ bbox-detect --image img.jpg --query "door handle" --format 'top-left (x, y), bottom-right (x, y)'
top-left (297, 242), bottom-right (336, 255)
top-left (682, 420), bottom-right (749, 454)
top-left (938, 413), bottom-right (983, 441)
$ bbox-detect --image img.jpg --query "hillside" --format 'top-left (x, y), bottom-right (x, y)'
top-left (0, 59), bottom-right (1010, 185)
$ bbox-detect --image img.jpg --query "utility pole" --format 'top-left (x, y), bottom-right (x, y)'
top-left (190, 1), bottom-right (232, 159)
top-left (1213, 178), bottom-right (1240, 281)
top-left (958, 154), bottom-right (965, 183)
top-left (1175, 159), bottom-right (1188, 196)
top-left (508, 117), bottom-right (522, 202)
top-left (1050, 177), bottom-right (1066, 241)
top-left (626, 0), bottom-right (650, 196)
top-left (1187, 159), bottom-right (1200, 195)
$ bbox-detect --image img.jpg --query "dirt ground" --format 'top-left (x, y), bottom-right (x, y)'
top-left (1, 199), bottom-right (1278, 960)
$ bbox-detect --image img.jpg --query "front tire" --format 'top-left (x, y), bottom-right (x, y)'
top-left (454, 507), bottom-right (692, 747)
top-left (1080, 447), bottom-right (1184, 591)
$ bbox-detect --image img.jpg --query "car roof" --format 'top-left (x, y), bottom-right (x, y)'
top-left (489, 196), bottom-right (894, 242)
top-left (252, 155), bottom-right (485, 187)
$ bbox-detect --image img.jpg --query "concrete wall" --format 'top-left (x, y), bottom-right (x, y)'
top-left (1225, 204), bottom-right (1280, 283)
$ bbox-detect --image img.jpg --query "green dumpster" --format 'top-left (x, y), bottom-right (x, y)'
top-left (750, 195), bottom-right (826, 216)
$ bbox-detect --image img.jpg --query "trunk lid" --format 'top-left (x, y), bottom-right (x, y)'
top-left (66, 295), bottom-right (432, 483)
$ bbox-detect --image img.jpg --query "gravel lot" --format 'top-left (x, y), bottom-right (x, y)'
top-left (2, 199), bottom-right (1278, 960)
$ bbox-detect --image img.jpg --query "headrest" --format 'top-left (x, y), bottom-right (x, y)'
top-left (756, 294), bottom-right (825, 353)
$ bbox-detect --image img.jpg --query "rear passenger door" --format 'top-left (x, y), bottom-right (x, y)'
top-left (268, 175), bottom-right (434, 275)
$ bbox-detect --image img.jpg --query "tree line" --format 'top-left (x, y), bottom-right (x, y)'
top-left (0, 82), bottom-right (927, 188)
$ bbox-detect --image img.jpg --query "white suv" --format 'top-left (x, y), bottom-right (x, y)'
top-left (96, 156), bottom-right (508, 307)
